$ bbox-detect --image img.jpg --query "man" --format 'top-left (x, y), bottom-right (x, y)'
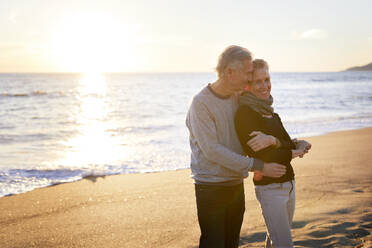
top-left (186, 45), bottom-right (287, 248)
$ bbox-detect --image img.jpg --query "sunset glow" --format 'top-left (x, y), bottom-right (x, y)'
top-left (1, 1), bottom-right (372, 72)
top-left (52, 13), bottom-right (136, 73)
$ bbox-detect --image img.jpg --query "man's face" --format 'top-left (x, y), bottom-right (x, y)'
top-left (228, 59), bottom-right (253, 93)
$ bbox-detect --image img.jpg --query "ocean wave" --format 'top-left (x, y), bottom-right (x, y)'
top-left (0, 133), bottom-right (53, 144)
top-left (0, 166), bottom-right (130, 197)
top-left (0, 162), bottom-right (189, 197)
top-left (107, 124), bottom-right (176, 134)
top-left (0, 125), bottom-right (15, 130)
top-left (1, 93), bottom-right (29, 97)
top-left (284, 113), bottom-right (372, 124)
top-left (0, 90), bottom-right (65, 98)
top-left (0, 168), bottom-right (83, 197)
top-left (311, 78), bottom-right (336, 82)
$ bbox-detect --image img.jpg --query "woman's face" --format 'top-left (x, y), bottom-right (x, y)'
top-left (247, 68), bottom-right (271, 100)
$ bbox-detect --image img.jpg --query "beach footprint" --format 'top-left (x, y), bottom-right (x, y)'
top-left (294, 209), bottom-right (372, 247)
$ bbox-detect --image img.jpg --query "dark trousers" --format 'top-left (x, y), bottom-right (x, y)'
top-left (195, 183), bottom-right (245, 248)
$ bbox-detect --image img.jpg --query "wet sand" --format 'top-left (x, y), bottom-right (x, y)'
top-left (1, 128), bottom-right (371, 247)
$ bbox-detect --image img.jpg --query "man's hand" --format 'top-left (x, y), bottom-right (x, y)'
top-left (247, 131), bottom-right (276, 152)
top-left (262, 162), bottom-right (286, 177)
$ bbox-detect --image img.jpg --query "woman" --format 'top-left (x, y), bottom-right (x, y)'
top-left (234, 59), bottom-right (311, 248)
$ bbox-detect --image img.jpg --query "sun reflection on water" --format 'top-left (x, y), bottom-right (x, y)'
top-left (79, 72), bottom-right (106, 96)
top-left (54, 73), bottom-right (130, 168)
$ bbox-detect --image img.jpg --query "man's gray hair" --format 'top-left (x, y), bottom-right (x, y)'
top-left (216, 45), bottom-right (253, 78)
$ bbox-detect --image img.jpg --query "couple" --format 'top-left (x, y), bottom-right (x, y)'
top-left (186, 45), bottom-right (311, 248)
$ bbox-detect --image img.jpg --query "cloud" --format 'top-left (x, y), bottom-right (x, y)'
top-left (291, 29), bottom-right (327, 40)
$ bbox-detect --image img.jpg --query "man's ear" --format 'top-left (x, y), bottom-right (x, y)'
top-left (225, 67), bottom-right (233, 78)
top-left (244, 85), bottom-right (250, 91)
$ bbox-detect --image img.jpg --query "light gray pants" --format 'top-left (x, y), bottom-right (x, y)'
top-left (255, 180), bottom-right (295, 248)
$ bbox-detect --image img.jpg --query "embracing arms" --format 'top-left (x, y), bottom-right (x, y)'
top-left (249, 132), bottom-right (311, 159)
top-left (186, 99), bottom-right (286, 178)
top-left (234, 106), bottom-right (311, 163)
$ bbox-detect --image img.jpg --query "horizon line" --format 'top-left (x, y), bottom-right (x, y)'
top-left (0, 70), bottom-right (355, 74)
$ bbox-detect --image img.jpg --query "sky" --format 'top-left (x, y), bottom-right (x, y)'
top-left (0, 0), bottom-right (371, 73)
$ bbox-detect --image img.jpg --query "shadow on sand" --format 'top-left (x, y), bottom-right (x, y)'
top-left (237, 207), bottom-right (371, 247)
top-left (293, 210), bottom-right (371, 247)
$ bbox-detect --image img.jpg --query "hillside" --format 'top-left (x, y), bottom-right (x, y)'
top-left (345, 62), bottom-right (372, 71)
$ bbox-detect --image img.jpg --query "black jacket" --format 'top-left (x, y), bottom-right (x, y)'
top-left (234, 105), bottom-right (296, 185)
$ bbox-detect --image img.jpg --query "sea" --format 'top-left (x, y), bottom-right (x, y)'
top-left (1, 72), bottom-right (372, 197)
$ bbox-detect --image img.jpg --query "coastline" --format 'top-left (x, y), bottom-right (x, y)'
top-left (1, 127), bottom-right (372, 247)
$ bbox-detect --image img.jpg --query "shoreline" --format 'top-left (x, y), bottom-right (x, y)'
top-left (1, 127), bottom-right (372, 247)
top-left (2, 126), bottom-right (372, 199)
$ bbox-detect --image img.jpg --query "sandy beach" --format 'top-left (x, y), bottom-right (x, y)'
top-left (1, 127), bottom-right (371, 248)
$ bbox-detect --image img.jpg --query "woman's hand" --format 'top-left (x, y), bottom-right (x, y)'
top-left (292, 140), bottom-right (311, 158)
top-left (247, 131), bottom-right (276, 152)
top-left (291, 148), bottom-right (306, 158)
top-left (296, 140), bottom-right (312, 156)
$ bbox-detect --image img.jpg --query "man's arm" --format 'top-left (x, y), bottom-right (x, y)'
top-left (247, 131), bottom-right (280, 152)
top-left (188, 99), bottom-right (285, 178)
top-left (187, 99), bottom-right (262, 177)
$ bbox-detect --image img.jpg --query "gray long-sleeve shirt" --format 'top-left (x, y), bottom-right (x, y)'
top-left (186, 85), bottom-right (263, 184)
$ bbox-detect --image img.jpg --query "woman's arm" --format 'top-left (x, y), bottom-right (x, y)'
top-left (275, 114), bottom-right (310, 158)
top-left (235, 106), bottom-right (294, 164)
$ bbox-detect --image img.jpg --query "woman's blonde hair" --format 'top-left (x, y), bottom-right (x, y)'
top-left (253, 59), bottom-right (269, 70)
